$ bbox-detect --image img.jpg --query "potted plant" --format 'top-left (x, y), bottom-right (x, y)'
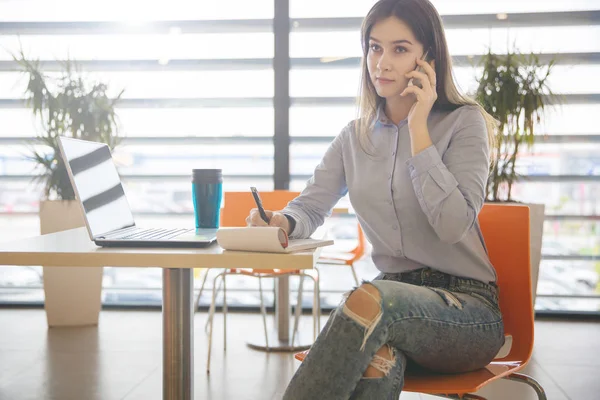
top-left (474, 50), bottom-right (558, 305)
top-left (13, 50), bottom-right (124, 327)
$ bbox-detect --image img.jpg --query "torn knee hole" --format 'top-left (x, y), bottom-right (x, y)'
top-left (343, 283), bottom-right (382, 323)
top-left (363, 345), bottom-right (396, 378)
top-left (341, 283), bottom-right (383, 350)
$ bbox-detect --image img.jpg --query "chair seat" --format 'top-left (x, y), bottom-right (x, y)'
top-left (318, 253), bottom-right (356, 264)
top-left (294, 351), bottom-right (523, 395)
top-left (403, 361), bottom-right (524, 394)
top-left (229, 268), bottom-right (301, 275)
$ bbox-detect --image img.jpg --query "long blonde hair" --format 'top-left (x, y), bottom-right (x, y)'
top-left (356, 0), bottom-right (497, 157)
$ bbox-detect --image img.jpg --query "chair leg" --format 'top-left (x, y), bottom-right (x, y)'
top-left (195, 268), bottom-right (210, 311)
top-left (207, 271), bottom-right (225, 374)
top-left (258, 275), bottom-right (269, 350)
top-left (301, 272), bottom-right (321, 341)
top-left (205, 274), bottom-right (224, 333)
top-left (418, 373), bottom-right (546, 400)
top-left (349, 263), bottom-right (359, 287)
top-left (314, 271), bottom-right (321, 340)
top-left (504, 373), bottom-right (548, 400)
top-left (223, 273), bottom-right (228, 352)
top-left (291, 273), bottom-right (305, 346)
top-left (313, 269), bottom-right (321, 335)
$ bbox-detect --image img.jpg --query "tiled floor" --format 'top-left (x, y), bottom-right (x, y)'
top-left (0, 309), bottom-right (598, 400)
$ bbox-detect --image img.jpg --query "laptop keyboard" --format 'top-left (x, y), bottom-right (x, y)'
top-left (112, 228), bottom-right (194, 241)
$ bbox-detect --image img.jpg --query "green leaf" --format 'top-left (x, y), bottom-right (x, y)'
top-left (475, 47), bottom-right (558, 202)
top-left (12, 52), bottom-right (125, 200)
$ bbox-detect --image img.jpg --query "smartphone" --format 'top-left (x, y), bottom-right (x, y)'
top-left (408, 50), bottom-right (433, 89)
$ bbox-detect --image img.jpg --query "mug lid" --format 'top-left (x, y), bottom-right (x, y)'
top-left (192, 169), bottom-right (222, 181)
top-left (193, 168), bottom-right (222, 173)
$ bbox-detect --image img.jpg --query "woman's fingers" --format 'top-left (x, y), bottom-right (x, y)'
top-left (246, 209), bottom-right (290, 233)
top-left (248, 208), bottom-right (269, 226)
top-left (401, 85), bottom-right (425, 101)
top-left (405, 70), bottom-right (432, 92)
top-left (416, 57), bottom-right (437, 87)
top-left (269, 213), bottom-right (291, 234)
top-left (268, 213), bottom-right (285, 227)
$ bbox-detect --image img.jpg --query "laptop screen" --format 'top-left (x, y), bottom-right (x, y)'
top-left (59, 137), bottom-right (136, 238)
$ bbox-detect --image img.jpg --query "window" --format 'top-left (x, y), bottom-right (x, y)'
top-left (290, 0), bottom-right (599, 18)
top-left (0, 0), bottom-right (274, 21)
top-left (0, 0), bottom-right (276, 308)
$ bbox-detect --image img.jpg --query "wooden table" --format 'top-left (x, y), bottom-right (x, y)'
top-left (0, 227), bottom-right (322, 400)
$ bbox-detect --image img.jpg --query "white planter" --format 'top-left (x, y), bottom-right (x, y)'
top-left (487, 202), bottom-right (545, 306)
top-left (40, 200), bottom-right (103, 327)
top-left (525, 202), bottom-right (546, 306)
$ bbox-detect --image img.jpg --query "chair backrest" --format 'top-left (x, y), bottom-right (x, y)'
top-left (221, 191), bottom-right (301, 227)
top-left (478, 203), bottom-right (533, 364)
top-left (349, 223), bottom-right (367, 259)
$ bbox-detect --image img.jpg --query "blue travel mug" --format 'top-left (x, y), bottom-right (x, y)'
top-left (192, 169), bottom-right (223, 229)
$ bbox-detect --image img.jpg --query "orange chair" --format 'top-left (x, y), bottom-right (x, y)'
top-left (199, 191), bottom-right (321, 373)
top-left (318, 223), bottom-right (367, 286)
top-left (295, 204), bottom-right (547, 399)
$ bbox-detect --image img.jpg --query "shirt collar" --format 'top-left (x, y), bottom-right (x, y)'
top-left (375, 104), bottom-right (390, 125)
top-left (375, 103), bottom-right (407, 128)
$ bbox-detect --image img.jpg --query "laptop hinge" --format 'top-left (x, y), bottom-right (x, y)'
top-left (95, 224), bottom-right (137, 240)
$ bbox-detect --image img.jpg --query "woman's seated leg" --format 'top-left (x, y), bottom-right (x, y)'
top-left (283, 282), bottom-right (396, 400)
top-left (343, 285), bottom-right (397, 379)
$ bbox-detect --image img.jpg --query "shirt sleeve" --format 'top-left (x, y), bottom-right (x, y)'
top-left (283, 213), bottom-right (296, 235)
top-left (281, 125), bottom-right (350, 239)
top-left (405, 107), bottom-right (490, 244)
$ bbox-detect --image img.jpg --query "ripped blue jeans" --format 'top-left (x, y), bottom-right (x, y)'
top-left (282, 267), bottom-right (505, 400)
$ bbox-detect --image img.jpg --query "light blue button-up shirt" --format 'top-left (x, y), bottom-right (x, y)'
top-left (282, 105), bottom-right (497, 283)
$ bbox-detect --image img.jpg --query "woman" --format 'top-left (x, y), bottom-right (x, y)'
top-left (247, 0), bottom-right (504, 398)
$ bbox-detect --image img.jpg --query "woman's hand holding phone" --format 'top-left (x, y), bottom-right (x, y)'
top-left (246, 209), bottom-right (292, 234)
top-left (401, 51), bottom-right (437, 129)
top-left (407, 50), bottom-right (431, 89)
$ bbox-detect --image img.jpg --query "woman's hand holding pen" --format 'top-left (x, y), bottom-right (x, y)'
top-left (246, 209), bottom-right (292, 235)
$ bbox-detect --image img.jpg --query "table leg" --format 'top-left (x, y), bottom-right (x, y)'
top-left (246, 275), bottom-right (313, 352)
top-left (163, 268), bottom-right (194, 400)
top-left (277, 274), bottom-right (290, 341)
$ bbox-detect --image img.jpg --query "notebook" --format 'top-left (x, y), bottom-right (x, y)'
top-left (216, 227), bottom-right (333, 253)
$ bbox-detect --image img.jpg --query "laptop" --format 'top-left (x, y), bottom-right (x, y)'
top-left (57, 136), bottom-right (218, 248)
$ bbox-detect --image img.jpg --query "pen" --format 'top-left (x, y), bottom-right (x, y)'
top-left (250, 187), bottom-right (270, 223)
